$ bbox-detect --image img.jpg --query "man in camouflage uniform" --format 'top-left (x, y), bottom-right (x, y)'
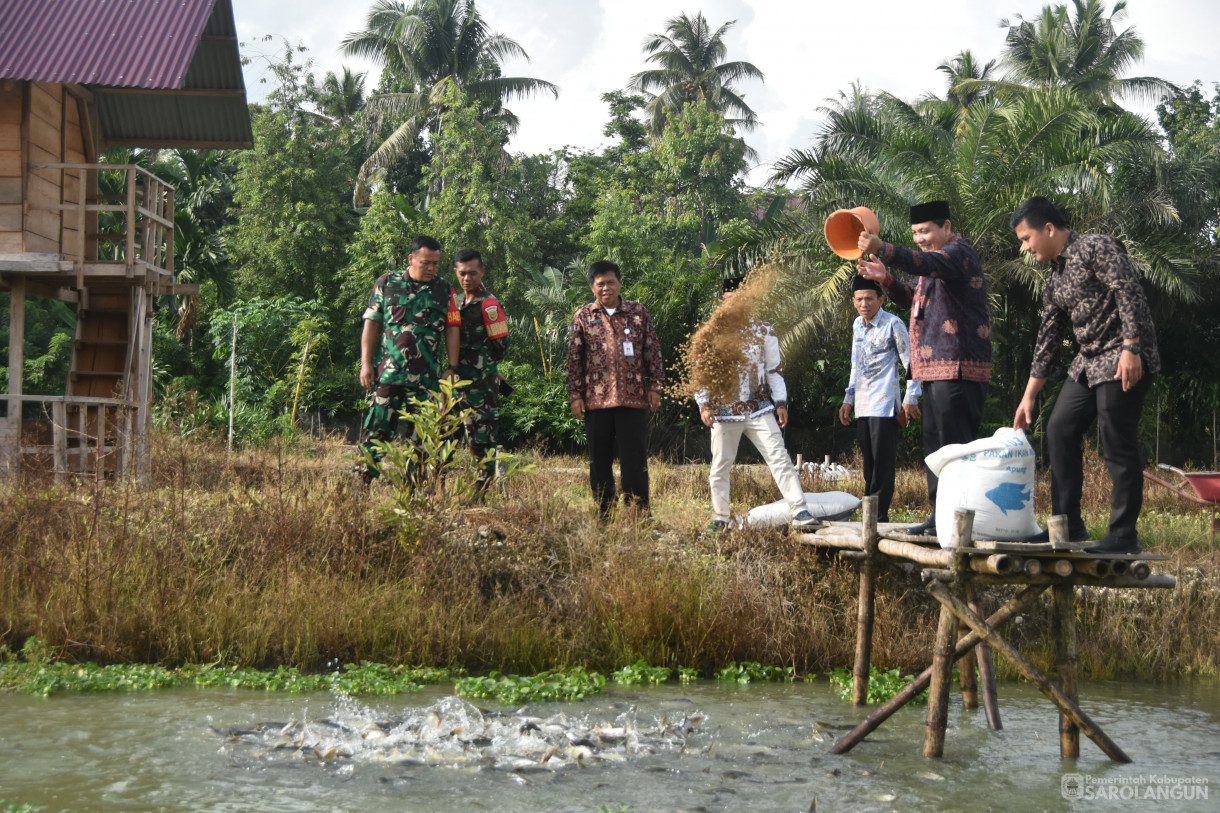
top-left (453, 248), bottom-right (510, 492)
top-left (358, 235), bottom-right (461, 478)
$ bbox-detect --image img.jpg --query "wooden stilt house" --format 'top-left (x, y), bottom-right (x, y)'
top-left (0, 0), bottom-right (252, 480)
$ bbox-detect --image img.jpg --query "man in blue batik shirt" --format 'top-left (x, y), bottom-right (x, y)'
top-left (838, 275), bottom-right (921, 522)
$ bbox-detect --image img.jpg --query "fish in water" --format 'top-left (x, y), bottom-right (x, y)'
top-left (985, 482), bottom-right (1031, 514)
top-left (212, 695), bottom-right (707, 774)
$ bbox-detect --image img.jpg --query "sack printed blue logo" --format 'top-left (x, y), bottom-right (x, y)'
top-left (985, 482), bottom-right (1031, 514)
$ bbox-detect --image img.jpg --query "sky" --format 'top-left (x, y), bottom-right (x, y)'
top-left (232, 0), bottom-right (1220, 185)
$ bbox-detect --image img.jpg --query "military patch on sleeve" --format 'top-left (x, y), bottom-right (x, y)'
top-left (483, 296), bottom-right (509, 339)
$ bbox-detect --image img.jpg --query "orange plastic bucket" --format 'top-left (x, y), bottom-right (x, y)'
top-left (824, 206), bottom-right (881, 260)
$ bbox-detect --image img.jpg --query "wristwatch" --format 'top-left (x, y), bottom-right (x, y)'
top-left (1121, 343), bottom-right (1141, 354)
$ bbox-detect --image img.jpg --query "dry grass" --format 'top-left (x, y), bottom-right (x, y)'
top-left (1, 435), bottom-right (1217, 681)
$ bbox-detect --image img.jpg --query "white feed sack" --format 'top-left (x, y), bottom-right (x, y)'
top-left (744, 491), bottom-right (862, 527)
top-left (926, 428), bottom-right (1042, 548)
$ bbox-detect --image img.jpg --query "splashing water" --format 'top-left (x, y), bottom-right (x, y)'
top-left (209, 694), bottom-right (708, 772)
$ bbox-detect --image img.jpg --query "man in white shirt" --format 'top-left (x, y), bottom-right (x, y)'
top-left (691, 276), bottom-right (821, 532)
top-left (839, 275), bottom-right (921, 522)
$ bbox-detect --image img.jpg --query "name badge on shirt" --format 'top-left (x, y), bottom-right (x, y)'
top-left (623, 341), bottom-right (635, 357)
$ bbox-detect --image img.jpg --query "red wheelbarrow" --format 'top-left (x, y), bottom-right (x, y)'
top-left (1143, 463), bottom-right (1220, 546)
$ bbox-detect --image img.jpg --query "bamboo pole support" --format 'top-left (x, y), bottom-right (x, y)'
top-left (969, 554), bottom-right (1019, 576)
top-left (1052, 583), bottom-right (1081, 758)
top-left (956, 516), bottom-right (980, 711)
top-left (973, 582), bottom-right (1002, 730)
top-left (798, 534), bottom-right (865, 551)
top-left (852, 496), bottom-right (880, 705)
top-left (1130, 561), bottom-right (1151, 580)
top-left (877, 538), bottom-right (952, 567)
top-left (932, 572), bottom-right (1175, 589)
top-left (925, 509), bottom-right (975, 757)
top-left (1051, 559), bottom-right (1074, 578)
top-left (1024, 557), bottom-right (1043, 578)
top-left (958, 598), bottom-right (979, 709)
top-left (1074, 559), bottom-right (1112, 578)
top-left (925, 579), bottom-right (1131, 763)
top-left (830, 583), bottom-right (1049, 755)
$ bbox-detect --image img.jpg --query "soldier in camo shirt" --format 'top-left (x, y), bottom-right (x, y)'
top-left (358, 235), bottom-right (461, 480)
top-left (452, 248), bottom-right (509, 493)
top-left (1011, 196), bottom-right (1160, 555)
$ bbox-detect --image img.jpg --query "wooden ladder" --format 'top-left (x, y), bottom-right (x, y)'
top-left (61, 286), bottom-right (138, 475)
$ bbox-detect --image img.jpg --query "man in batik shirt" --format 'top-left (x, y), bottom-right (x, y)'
top-left (839, 275), bottom-right (921, 523)
top-left (358, 235), bottom-right (461, 479)
top-left (565, 260), bottom-right (664, 520)
top-left (1011, 196), bottom-right (1160, 555)
top-left (453, 248), bottom-right (509, 493)
top-left (857, 200), bottom-right (993, 536)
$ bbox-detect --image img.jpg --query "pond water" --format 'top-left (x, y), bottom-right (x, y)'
top-left (0, 678), bottom-right (1216, 812)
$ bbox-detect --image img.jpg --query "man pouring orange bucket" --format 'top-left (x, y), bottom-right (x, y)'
top-left (825, 201), bottom-right (993, 538)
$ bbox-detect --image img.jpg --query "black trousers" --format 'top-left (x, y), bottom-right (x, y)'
top-left (857, 416), bottom-right (898, 522)
top-left (922, 379), bottom-right (987, 510)
top-left (585, 407), bottom-right (650, 516)
top-left (1047, 375), bottom-right (1151, 540)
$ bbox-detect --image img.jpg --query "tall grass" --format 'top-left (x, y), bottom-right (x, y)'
top-left (1, 435), bottom-right (1216, 680)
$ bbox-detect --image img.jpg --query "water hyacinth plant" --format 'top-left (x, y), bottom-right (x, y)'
top-left (455, 668), bottom-right (607, 705)
top-left (713, 661), bottom-right (797, 684)
top-left (827, 665), bottom-right (929, 704)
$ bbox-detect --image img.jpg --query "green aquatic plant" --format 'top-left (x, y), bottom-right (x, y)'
top-left (713, 661), bottom-right (796, 684)
top-left (1, 802), bottom-right (44, 813)
top-left (676, 667), bottom-right (701, 683)
top-left (827, 666), bottom-right (929, 705)
top-left (613, 659), bottom-right (672, 685)
top-left (455, 668), bottom-right (607, 705)
top-left (0, 640), bottom-right (462, 697)
top-left (0, 640), bottom-right (179, 697)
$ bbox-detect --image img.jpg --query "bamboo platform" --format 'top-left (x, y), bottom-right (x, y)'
top-left (799, 499), bottom-right (1176, 763)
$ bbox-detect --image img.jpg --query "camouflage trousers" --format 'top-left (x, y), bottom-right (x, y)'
top-left (460, 381), bottom-right (499, 489)
top-left (358, 382), bottom-right (432, 478)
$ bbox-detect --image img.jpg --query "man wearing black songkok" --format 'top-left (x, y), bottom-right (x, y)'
top-left (857, 200), bottom-right (992, 537)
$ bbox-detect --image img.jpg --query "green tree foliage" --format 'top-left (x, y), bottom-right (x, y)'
top-left (337, 187), bottom-right (418, 337)
top-left (206, 296), bottom-right (349, 438)
top-left (628, 11), bottom-right (764, 136)
top-left (588, 100), bottom-right (748, 269)
top-left (423, 84), bottom-right (533, 272)
top-left (341, 0), bottom-right (558, 200)
top-left (226, 47), bottom-right (360, 304)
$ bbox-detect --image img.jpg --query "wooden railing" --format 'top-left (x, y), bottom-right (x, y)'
top-left (1, 394), bottom-right (139, 480)
top-left (28, 163), bottom-right (175, 288)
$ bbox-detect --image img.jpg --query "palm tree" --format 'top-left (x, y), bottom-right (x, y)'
top-left (628, 11), bottom-right (764, 136)
top-left (318, 67), bottom-right (367, 125)
top-left (927, 50), bottom-right (999, 112)
top-left (341, 0), bottom-right (558, 200)
top-left (985, 0), bottom-right (1179, 108)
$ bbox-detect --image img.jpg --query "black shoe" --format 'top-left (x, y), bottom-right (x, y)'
top-left (1089, 534), bottom-right (1142, 556)
top-left (1026, 526), bottom-right (1091, 543)
top-left (906, 518), bottom-right (936, 537)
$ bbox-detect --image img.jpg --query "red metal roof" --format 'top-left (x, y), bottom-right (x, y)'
top-left (0, 0), bottom-right (216, 89)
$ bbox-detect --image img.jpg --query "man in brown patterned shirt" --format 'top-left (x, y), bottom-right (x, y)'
top-left (565, 260), bottom-right (664, 520)
top-left (1011, 196), bottom-right (1160, 555)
